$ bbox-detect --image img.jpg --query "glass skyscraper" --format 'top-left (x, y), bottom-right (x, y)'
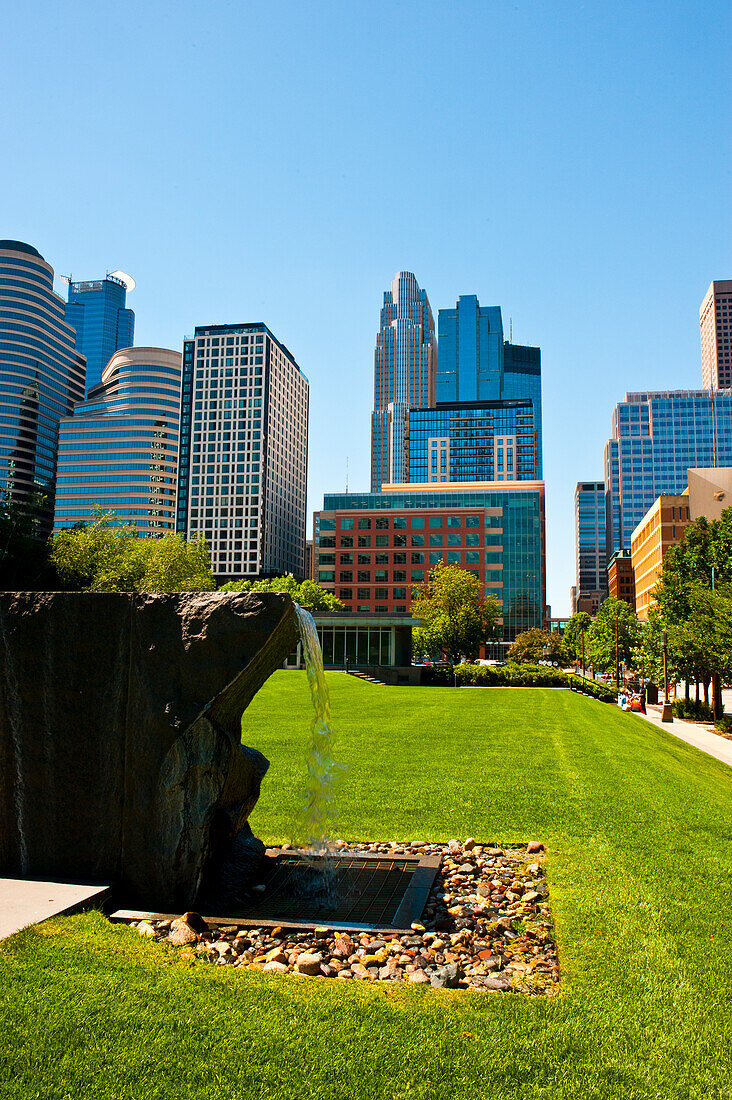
top-left (64, 274), bottom-right (135, 394)
top-left (371, 272), bottom-right (436, 490)
top-left (0, 240), bottom-right (86, 535)
top-left (603, 389), bottom-right (732, 556)
top-left (436, 295), bottom-right (543, 474)
top-left (408, 399), bottom-right (540, 483)
top-left (574, 481), bottom-right (607, 607)
top-left (176, 323), bottom-right (309, 580)
top-left (53, 347), bottom-right (182, 533)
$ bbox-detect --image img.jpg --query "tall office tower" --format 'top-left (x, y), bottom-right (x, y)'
top-left (407, 399), bottom-right (540, 484)
top-left (435, 295), bottom-right (543, 476)
top-left (0, 241), bottom-right (86, 535)
top-left (176, 323), bottom-right (309, 581)
top-left (700, 280), bottom-right (732, 390)
top-left (603, 389), bottom-right (732, 558)
top-left (54, 347), bottom-right (181, 533)
top-left (64, 272), bottom-right (135, 394)
top-left (371, 272), bottom-right (436, 491)
top-left (574, 481), bottom-right (607, 608)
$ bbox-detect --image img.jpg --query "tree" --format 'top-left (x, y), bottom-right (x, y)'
top-left (219, 575), bottom-right (344, 613)
top-left (651, 507), bottom-right (732, 718)
top-left (411, 561), bottom-right (498, 664)
top-left (507, 628), bottom-right (566, 665)
top-left (587, 596), bottom-right (641, 676)
top-left (49, 512), bottom-right (215, 592)
top-left (562, 612), bottom-right (593, 664)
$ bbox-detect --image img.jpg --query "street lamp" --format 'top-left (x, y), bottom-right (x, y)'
top-left (660, 629), bottom-right (673, 723)
top-left (615, 617), bottom-right (620, 694)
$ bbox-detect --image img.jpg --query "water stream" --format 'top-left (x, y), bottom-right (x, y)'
top-left (293, 604), bottom-right (343, 896)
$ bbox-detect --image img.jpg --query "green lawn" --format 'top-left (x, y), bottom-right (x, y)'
top-left (2, 673), bottom-right (732, 1099)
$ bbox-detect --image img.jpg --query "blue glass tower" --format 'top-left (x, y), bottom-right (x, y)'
top-left (436, 295), bottom-right (542, 474)
top-left (371, 272), bottom-right (436, 490)
top-left (0, 240), bottom-right (86, 535)
top-left (64, 274), bottom-right (135, 394)
top-left (603, 389), bottom-right (732, 556)
top-left (574, 481), bottom-right (607, 603)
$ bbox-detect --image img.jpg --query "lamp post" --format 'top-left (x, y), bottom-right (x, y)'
top-left (660, 629), bottom-right (673, 722)
top-left (615, 617), bottom-right (620, 693)
top-left (581, 631), bottom-right (586, 680)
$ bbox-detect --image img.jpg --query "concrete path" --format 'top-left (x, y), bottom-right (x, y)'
top-left (634, 704), bottom-right (732, 769)
top-left (0, 879), bottom-right (110, 941)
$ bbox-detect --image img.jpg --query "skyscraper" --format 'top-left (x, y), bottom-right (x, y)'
top-left (436, 295), bottom-right (543, 472)
top-left (574, 481), bottom-right (607, 610)
top-left (371, 272), bottom-right (436, 491)
top-left (603, 389), bottom-right (732, 557)
top-left (176, 323), bottom-right (308, 580)
top-left (54, 347), bottom-right (181, 534)
top-left (64, 273), bottom-right (135, 394)
top-left (700, 280), bottom-right (732, 390)
top-left (0, 240), bottom-right (86, 535)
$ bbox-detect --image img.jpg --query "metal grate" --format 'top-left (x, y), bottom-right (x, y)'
top-left (229, 850), bottom-right (440, 932)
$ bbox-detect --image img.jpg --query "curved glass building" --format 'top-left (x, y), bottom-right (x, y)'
top-left (53, 346), bottom-right (182, 533)
top-left (0, 240), bottom-right (86, 533)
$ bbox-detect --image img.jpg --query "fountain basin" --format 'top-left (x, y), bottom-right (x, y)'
top-left (0, 591), bottom-right (298, 910)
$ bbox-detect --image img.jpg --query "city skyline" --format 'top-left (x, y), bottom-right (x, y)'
top-left (2, 1), bottom-right (728, 612)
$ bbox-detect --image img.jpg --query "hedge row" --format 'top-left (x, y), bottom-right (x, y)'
top-left (453, 663), bottom-right (568, 688)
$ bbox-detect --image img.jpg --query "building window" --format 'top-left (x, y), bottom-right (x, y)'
top-left (358, 518), bottom-right (371, 529)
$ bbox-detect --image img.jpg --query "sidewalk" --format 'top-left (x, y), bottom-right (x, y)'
top-left (0, 880), bottom-right (110, 941)
top-left (634, 703), bottom-right (732, 769)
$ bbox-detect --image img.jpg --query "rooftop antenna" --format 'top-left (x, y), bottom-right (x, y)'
top-left (509, 317), bottom-right (513, 343)
top-left (345, 455), bottom-right (349, 493)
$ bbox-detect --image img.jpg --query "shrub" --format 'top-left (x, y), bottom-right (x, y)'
top-left (421, 663), bottom-right (456, 686)
top-left (453, 663), bottom-right (567, 688)
top-left (715, 714), bottom-right (732, 735)
top-left (567, 675), bottom-right (617, 703)
top-left (672, 699), bottom-right (714, 721)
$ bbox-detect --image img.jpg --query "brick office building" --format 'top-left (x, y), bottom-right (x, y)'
top-left (313, 480), bottom-right (545, 649)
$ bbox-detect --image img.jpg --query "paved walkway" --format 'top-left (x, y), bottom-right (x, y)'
top-left (634, 704), bottom-right (732, 769)
top-left (0, 879), bottom-right (110, 941)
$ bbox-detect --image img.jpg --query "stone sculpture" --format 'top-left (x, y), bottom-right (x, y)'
top-left (0, 591), bottom-right (298, 909)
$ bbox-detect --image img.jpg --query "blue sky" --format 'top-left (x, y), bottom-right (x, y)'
top-left (2, 0), bottom-right (729, 612)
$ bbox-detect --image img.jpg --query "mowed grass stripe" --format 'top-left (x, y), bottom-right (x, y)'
top-left (0, 673), bottom-right (731, 1099)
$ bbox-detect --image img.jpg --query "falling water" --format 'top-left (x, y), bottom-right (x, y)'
top-left (293, 604), bottom-right (343, 894)
top-left (0, 604), bottom-right (28, 874)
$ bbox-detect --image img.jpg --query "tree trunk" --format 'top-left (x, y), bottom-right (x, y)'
top-left (704, 680), bottom-right (710, 707)
top-left (695, 680), bottom-right (700, 704)
top-left (685, 681), bottom-right (690, 702)
top-left (713, 673), bottom-right (723, 723)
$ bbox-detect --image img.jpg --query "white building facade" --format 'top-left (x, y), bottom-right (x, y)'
top-left (176, 323), bottom-right (308, 581)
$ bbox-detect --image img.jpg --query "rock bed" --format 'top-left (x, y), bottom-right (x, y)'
top-left (128, 839), bottom-right (559, 994)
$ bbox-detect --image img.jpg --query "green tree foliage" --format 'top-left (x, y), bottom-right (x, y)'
top-left (219, 575), bottom-right (345, 613)
top-left (0, 490), bottom-right (48, 587)
top-left (411, 561), bottom-right (499, 664)
top-left (587, 596), bottom-right (642, 674)
top-left (507, 628), bottom-right (566, 665)
top-left (562, 611), bottom-right (593, 662)
top-left (649, 508), bottom-right (732, 717)
top-left (49, 512), bottom-right (215, 592)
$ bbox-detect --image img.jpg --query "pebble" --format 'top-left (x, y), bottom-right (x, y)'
top-left (120, 839), bottom-right (557, 996)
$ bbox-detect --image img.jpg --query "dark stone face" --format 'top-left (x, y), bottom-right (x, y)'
top-left (0, 591), bottom-right (298, 909)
